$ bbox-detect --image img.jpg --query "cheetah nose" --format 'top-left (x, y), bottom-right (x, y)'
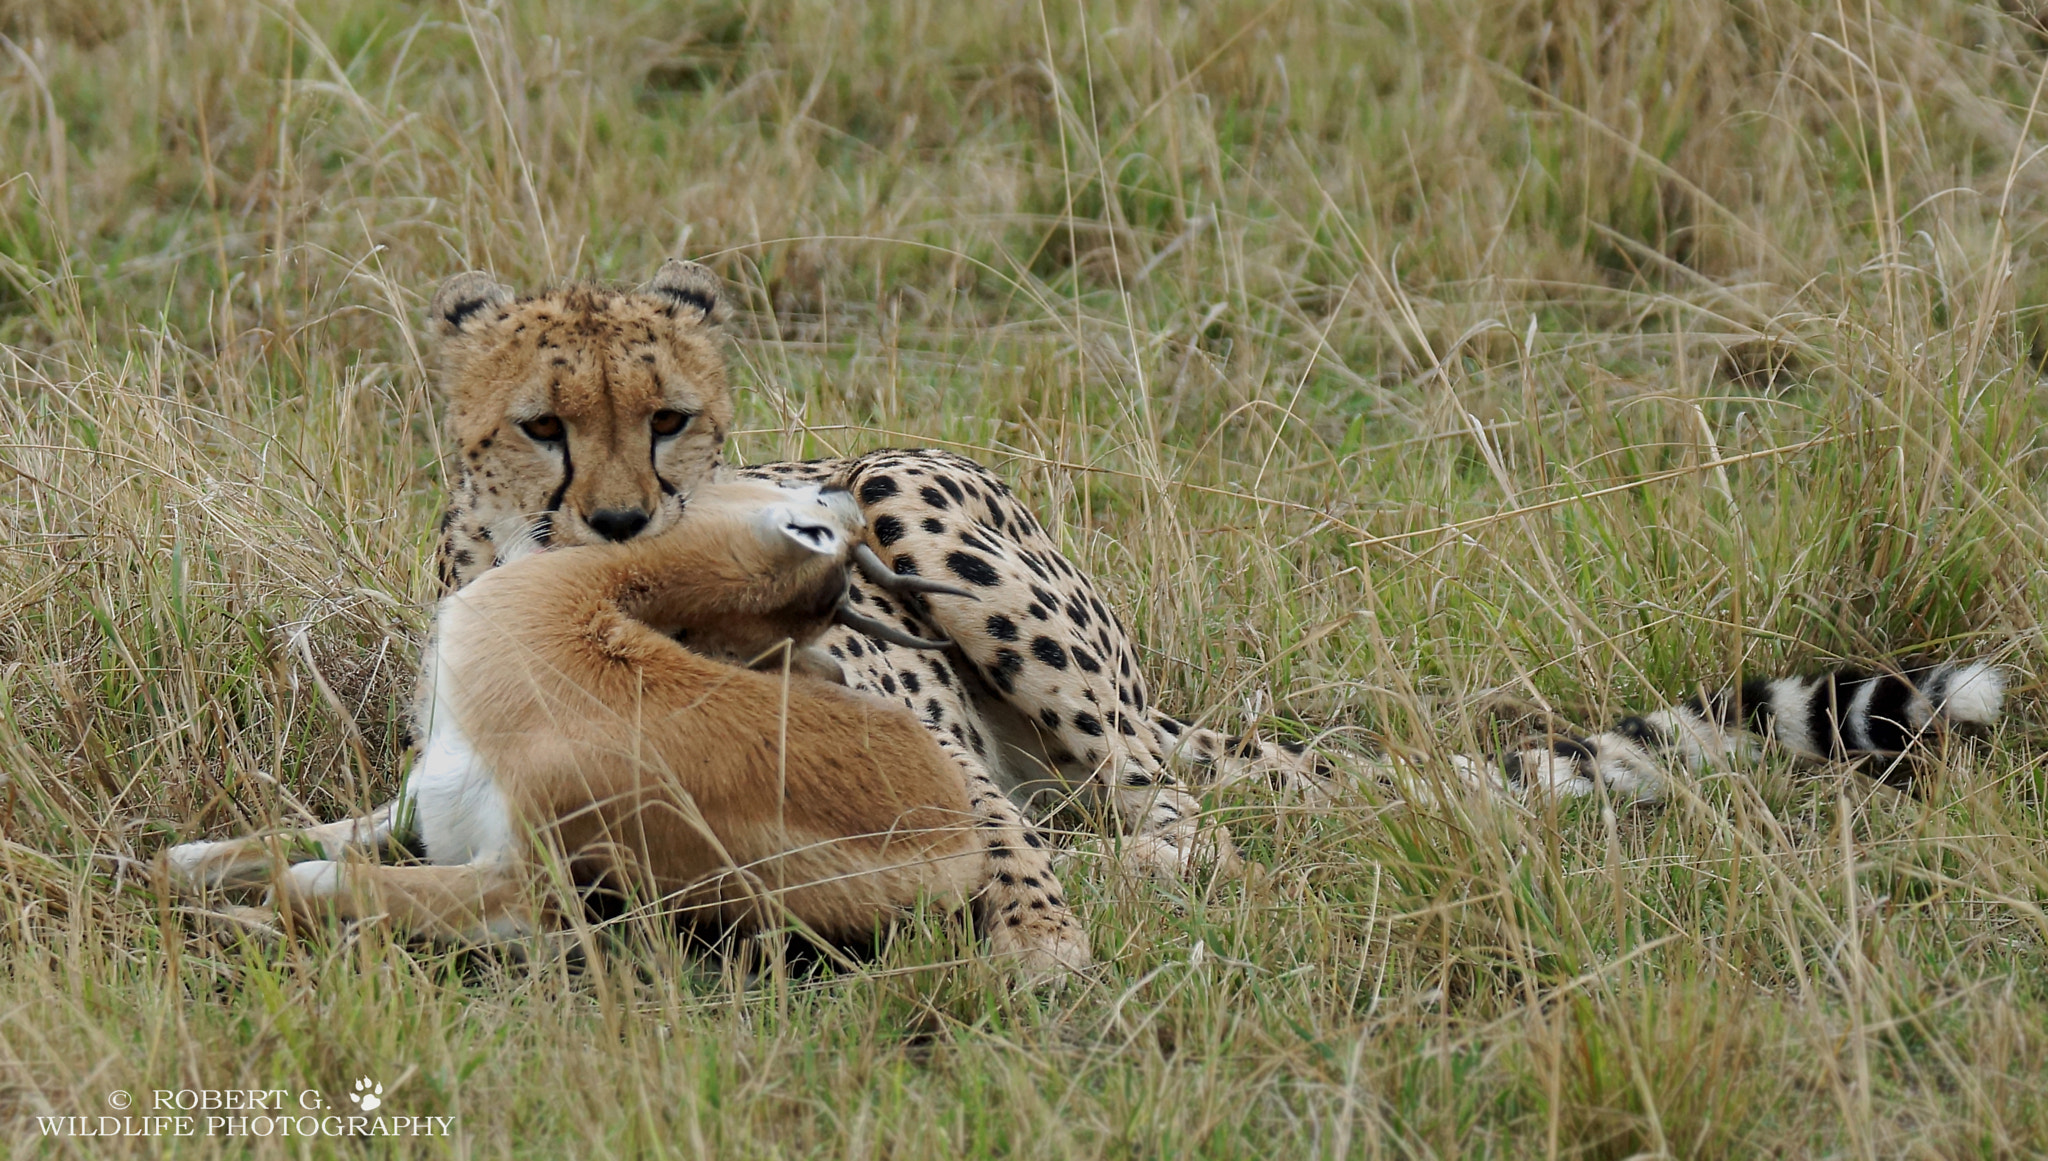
top-left (586, 507), bottom-right (651, 542)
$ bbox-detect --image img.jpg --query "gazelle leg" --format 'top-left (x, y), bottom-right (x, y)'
top-left (166, 801), bottom-right (406, 893)
top-left (273, 856), bottom-right (535, 946)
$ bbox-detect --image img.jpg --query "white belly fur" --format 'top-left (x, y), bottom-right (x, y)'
top-left (405, 631), bottom-right (517, 866)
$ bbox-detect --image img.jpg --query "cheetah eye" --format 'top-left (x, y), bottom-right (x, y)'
top-left (520, 415), bottom-right (565, 443)
top-left (650, 409), bottom-right (694, 438)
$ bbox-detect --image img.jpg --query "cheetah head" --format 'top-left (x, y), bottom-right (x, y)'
top-left (428, 260), bottom-right (737, 586)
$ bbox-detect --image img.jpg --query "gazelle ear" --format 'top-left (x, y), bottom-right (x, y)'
top-left (752, 502), bottom-right (845, 560)
top-left (641, 259), bottom-right (728, 326)
top-left (430, 272), bottom-right (515, 337)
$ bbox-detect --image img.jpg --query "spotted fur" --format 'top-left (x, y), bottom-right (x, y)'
top-left (422, 261), bottom-right (1999, 922)
top-left (1481, 661), bottom-right (2005, 801)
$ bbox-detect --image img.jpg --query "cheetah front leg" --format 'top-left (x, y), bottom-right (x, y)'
top-left (928, 734), bottom-right (1091, 977)
top-left (843, 451), bottom-right (1239, 880)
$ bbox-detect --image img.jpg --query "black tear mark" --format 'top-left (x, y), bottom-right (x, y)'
top-left (544, 445), bottom-right (575, 517)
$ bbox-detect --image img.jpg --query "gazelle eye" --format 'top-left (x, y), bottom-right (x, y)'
top-left (650, 409), bottom-right (693, 437)
top-left (520, 415), bottom-right (565, 442)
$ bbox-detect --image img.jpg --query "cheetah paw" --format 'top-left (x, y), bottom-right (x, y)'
top-left (1099, 833), bottom-right (1245, 881)
top-left (987, 914), bottom-right (1092, 983)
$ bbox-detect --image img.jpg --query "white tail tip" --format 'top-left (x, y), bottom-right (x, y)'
top-left (1936, 662), bottom-right (2005, 726)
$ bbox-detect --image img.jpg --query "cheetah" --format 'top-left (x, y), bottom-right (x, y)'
top-left (165, 478), bottom-right (1090, 968)
top-left (170, 258), bottom-right (2006, 970)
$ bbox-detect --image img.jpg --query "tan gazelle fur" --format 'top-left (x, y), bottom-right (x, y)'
top-left (166, 481), bottom-right (1002, 956)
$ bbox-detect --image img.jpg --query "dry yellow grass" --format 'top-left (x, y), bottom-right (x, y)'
top-left (2, 0), bottom-right (2046, 1155)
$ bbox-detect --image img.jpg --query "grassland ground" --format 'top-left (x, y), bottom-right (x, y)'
top-left (2, 0), bottom-right (2047, 1155)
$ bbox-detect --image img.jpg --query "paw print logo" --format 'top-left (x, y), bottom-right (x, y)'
top-left (347, 1078), bottom-right (383, 1112)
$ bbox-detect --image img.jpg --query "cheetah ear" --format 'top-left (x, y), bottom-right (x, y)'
top-left (430, 272), bottom-right (515, 338)
top-left (641, 259), bottom-right (728, 327)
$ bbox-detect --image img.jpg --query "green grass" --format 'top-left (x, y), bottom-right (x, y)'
top-left (3, 0), bottom-right (2048, 1155)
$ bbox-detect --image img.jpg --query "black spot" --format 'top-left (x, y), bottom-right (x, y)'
top-left (1027, 604), bottom-right (1049, 621)
top-left (873, 514), bottom-right (906, 546)
top-left (1117, 716), bottom-right (1137, 736)
top-left (846, 639), bottom-right (864, 657)
top-left (859, 476), bottom-right (900, 504)
top-left (994, 649), bottom-right (1024, 675)
top-left (829, 645), bottom-right (845, 658)
top-left (1071, 647), bottom-right (1101, 674)
top-left (901, 672), bottom-right (922, 694)
top-left (1039, 708), bottom-right (1061, 731)
top-left (1074, 712), bottom-right (1104, 737)
top-left (880, 674), bottom-right (898, 694)
top-left (1614, 716), bottom-right (1669, 748)
top-left (922, 517), bottom-right (946, 535)
top-left (986, 614), bottom-right (1019, 641)
top-left (1535, 737), bottom-right (1597, 765)
top-left (920, 486), bottom-right (951, 510)
top-left (872, 596), bottom-right (895, 616)
top-left (936, 475), bottom-right (964, 503)
top-left (1066, 599), bottom-right (1091, 628)
top-left (925, 698), bottom-right (944, 722)
top-left (1021, 555), bottom-right (1047, 580)
top-left (1030, 637), bottom-right (1070, 670)
top-left (1030, 585), bottom-right (1061, 608)
top-left (946, 551), bottom-right (1002, 587)
top-left (892, 554), bottom-right (920, 575)
top-left (928, 661), bottom-right (952, 686)
top-left (1160, 717), bottom-right (1186, 736)
top-left (453, 549), bottom-right (474, 567)
top-left (958, 532), bottom-right (996, 554)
